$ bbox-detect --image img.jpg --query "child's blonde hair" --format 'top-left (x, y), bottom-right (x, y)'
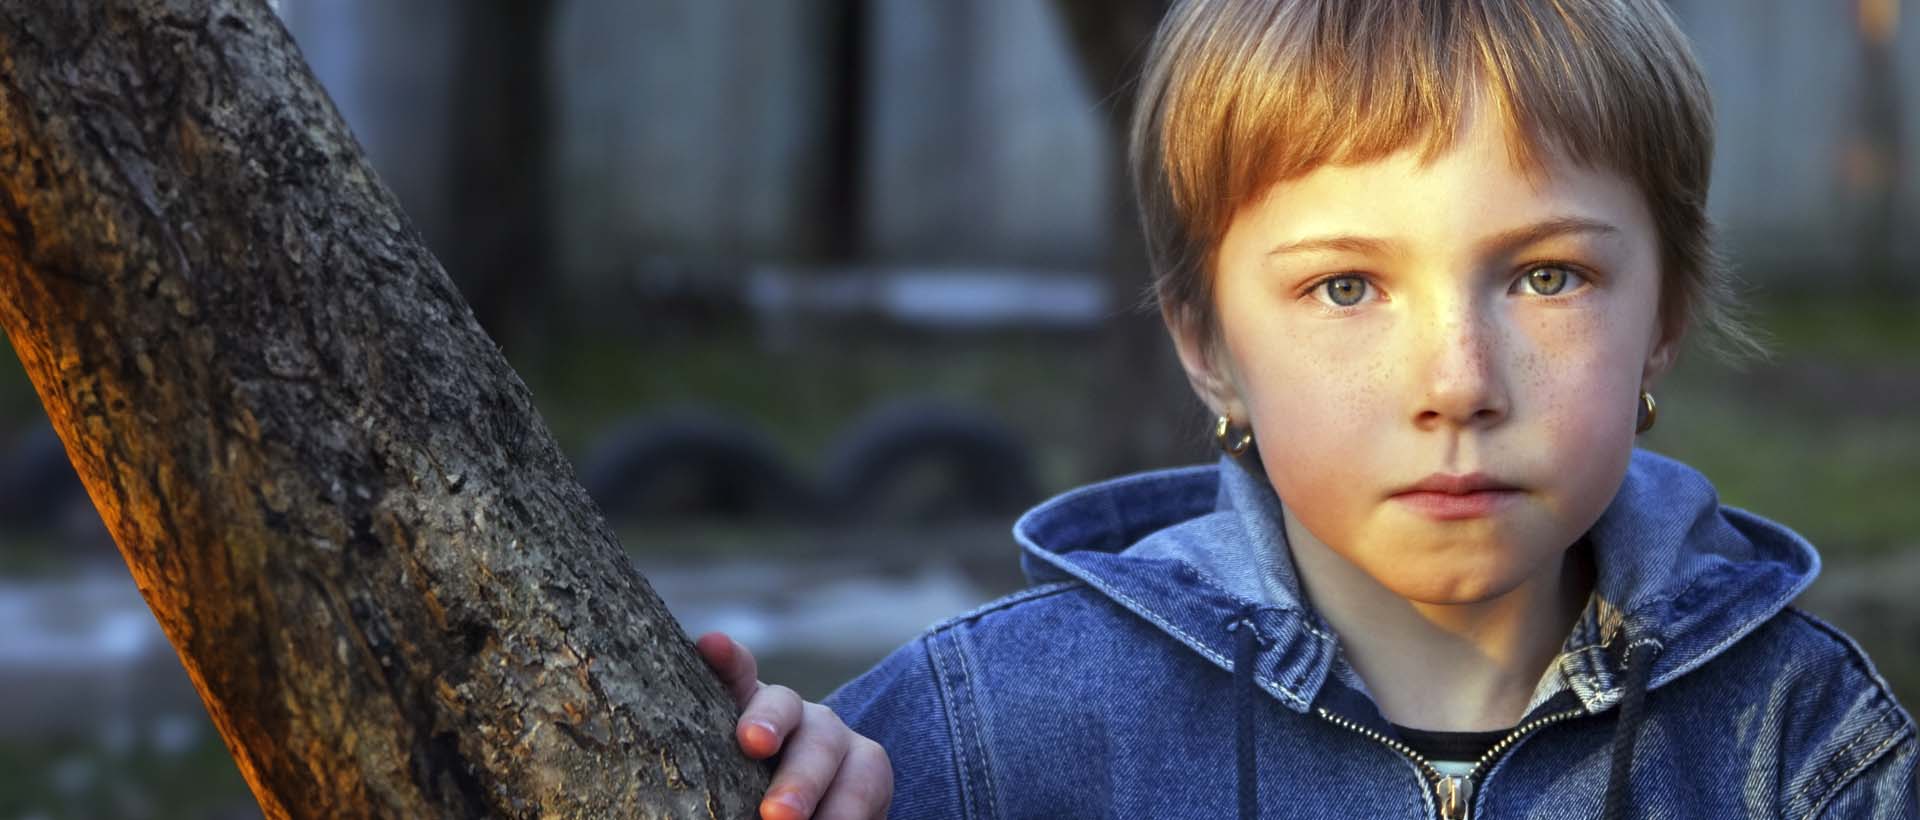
top-left (1130, 0), bottom-right (1766, 364)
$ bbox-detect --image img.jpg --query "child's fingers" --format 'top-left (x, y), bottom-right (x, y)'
top-left (757, 702), bottom-right (853, 820)
top-left (738, 683), bottom-right (805, 760)
top-left (695, 631), bottom-right (762, 708)
top-left (811, 737), bottom-right (893, 820)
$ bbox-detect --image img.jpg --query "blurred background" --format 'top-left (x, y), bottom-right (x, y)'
top-left (0, 0), bottom-right (1914, 816)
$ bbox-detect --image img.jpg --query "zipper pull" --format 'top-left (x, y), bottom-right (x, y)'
top-left (1435, 774), bottom-right (1472, 820)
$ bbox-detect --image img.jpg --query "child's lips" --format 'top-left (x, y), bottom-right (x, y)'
top-left (1391, 471), bottom-right (1522, 495)
top-left (1391, 489), bottom-right (1524, 520)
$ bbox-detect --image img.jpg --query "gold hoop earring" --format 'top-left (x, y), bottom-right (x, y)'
top-left (1215, 415), bottom-right (1253, 456)
top-left (1635, 391), bottom-right (1657, 434)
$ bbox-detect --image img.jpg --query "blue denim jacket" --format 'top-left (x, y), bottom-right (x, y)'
top-left (824, 449), bottom-right (1918, 818)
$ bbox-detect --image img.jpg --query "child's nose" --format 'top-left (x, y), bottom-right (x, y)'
top-left (1409, 304), bottom-right (1510, 432)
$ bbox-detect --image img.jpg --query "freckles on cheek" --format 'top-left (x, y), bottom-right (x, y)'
top-left (1254, 337), bottom-right (1384, 443)
top-left (1527, 317), bottom-right (1637, 450)
top-left (1539, 366), bottom-right (1618, 457)
top-left (1247, 332), bottom-right (1385, 505)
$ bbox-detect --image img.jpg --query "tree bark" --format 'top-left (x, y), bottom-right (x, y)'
top-left (0, 1), bottom-right (768, 817)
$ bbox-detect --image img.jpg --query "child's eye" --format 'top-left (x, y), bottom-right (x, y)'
top-left (1313, 274), bottom-right (1373, 308)
top-left (1513, 264), bottom-right (1587, 296)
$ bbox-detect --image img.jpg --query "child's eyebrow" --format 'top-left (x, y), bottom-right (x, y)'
top-left (1265, 216), bottom-right (1624, 261)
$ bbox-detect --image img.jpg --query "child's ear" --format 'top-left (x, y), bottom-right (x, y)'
top-left (1641, 321), bottom-right (1683, 389)
top-left (1161, 301), bottom-right (1245, 419)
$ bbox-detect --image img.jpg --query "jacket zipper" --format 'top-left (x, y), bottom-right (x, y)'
top-left (1315, 706), bottom-right (1585, 820)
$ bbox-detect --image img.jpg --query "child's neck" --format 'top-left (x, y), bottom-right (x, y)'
top-left (1282, 511), bottom-right (1594, 733)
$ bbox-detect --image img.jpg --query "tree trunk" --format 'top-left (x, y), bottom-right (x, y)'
top-left (1852, 0), bottom-right (1906, 293)
top-left (1051, 0), bottom-right (1200, 474)
top-left (445, 0), bottom-right (557, 350)
top-left (814, 0), bottom-right (869, 264)
top-left (0, 1), bottom-right (768, 817)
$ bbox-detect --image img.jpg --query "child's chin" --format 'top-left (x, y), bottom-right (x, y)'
top-left (1377, 555), bottom-right (1542, 607)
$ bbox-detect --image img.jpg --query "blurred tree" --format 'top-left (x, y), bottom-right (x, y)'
top-left (1053, 0), bottom-right (1200, 474)
top-left (817, 0), bottom-right (870, 263)
top-left (0, 1), bottom-right (766, 817)
top-left (1851, 0), bottom-right (1906, 292)
top-left (446, 0), bottom-right (559, 349)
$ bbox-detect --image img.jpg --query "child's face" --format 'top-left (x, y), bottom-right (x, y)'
top-left (1172, 99), bottom-right (1677, 606)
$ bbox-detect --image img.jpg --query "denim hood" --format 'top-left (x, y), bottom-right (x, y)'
top-left (1011, 447), bottom-right (1821, 717)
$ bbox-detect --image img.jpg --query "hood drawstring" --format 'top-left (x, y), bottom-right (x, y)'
top-left (1230, 616), bottom-right (1264, 820)
top-left (1602, 637), bottom-right (1661, 820)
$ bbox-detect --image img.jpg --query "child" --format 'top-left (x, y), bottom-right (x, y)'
top-left (698, 0), bottom-right (1918, 817)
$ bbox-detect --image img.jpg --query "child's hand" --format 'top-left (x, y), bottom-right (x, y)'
top-left (696, 631), bottom-right (894, 820)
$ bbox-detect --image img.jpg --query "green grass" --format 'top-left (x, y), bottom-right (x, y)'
top-left (1647, 374), bottom-right (1920, 555)
top-left (0, 732), bottom-right (255, 820)
top-left (1743, 297), bottom-right (1920, 365)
